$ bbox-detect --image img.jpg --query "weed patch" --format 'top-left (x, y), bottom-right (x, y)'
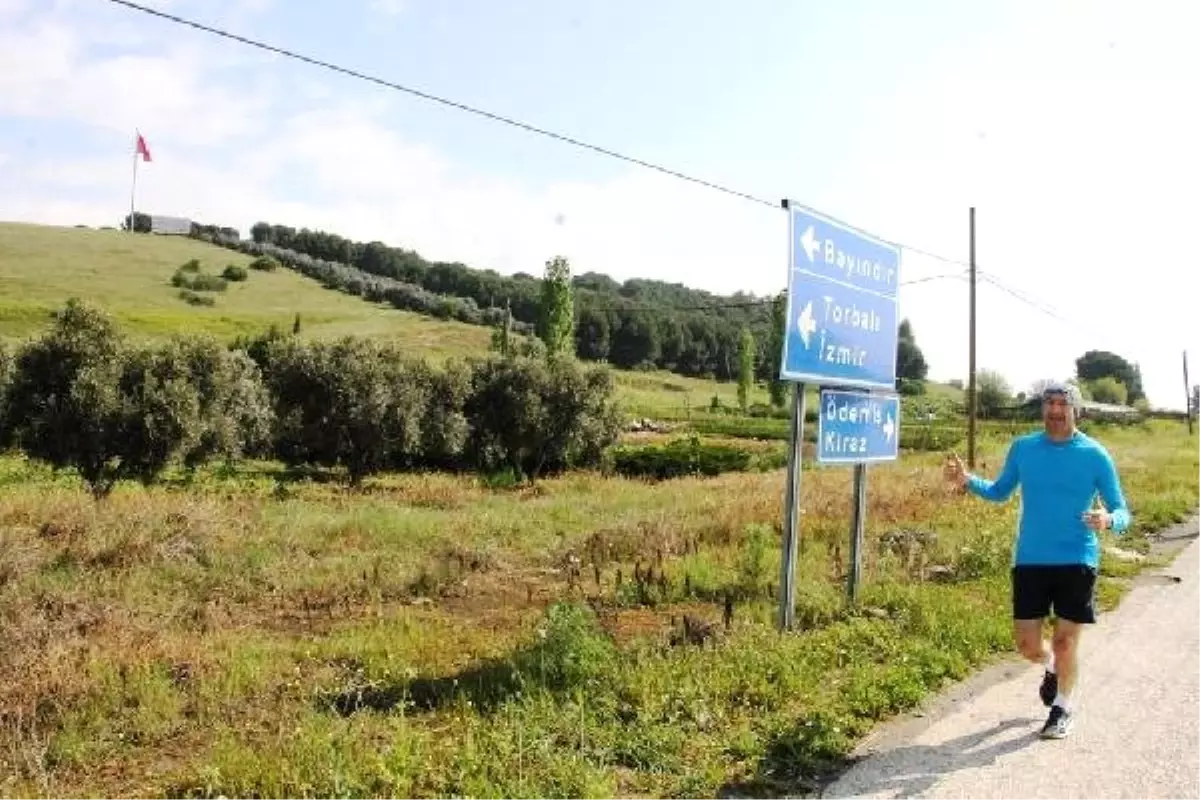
top-left (0, 421), bottom-right (1193, 798)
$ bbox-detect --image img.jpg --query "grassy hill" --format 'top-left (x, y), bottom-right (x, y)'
top-left (0, 221), bottom-right (783, 416)
top-left (0, 221), bottom-right (495, 358)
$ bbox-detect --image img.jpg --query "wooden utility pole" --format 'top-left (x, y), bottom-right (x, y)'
top-left (967, 207), bottom-right (978, 468)
top-left (1185, 350), bottom-right (1193, 434)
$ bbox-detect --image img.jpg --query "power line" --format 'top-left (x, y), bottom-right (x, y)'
top-left (977, 270), bottom-right (1083, 329)
top-left (584, 271), bottom-right (968, 314)
top-left (902, 270), bottom-right (970, 287)
top-left (102, 0), bottom-right (972, 271)
top-left (902, 246), bottom-right (971, 270)
top-left (977, 271), bottom-right (1064, 319)
top-left (973, 270), bottom-right (1184, 404)
top-left (976, 269), bottom-right (1118, 348)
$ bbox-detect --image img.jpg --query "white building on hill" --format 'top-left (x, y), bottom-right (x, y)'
top-left (149, 215), bottom-right (193, 235)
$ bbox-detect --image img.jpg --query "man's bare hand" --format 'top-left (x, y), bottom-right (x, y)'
top-left (1082, 495), bottom-right (1111, 532)
top-left (1082, 508), bottom-right (1111, 531)
top-left (943, 452), bottom-right (968, 490)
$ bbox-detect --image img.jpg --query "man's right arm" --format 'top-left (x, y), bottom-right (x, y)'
top-left (965, 439), bottom-right (1022, 502)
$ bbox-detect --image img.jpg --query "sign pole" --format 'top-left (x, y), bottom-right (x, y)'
top-left (848, 462), bottom-right (867, 602)
top-left (1184, 350), bottom-right (1192, 434)
top-left (778, 381), bottom-right (807, 631)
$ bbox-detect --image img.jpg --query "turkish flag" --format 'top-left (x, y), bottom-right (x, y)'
top-left (135, 132), bottom-right (152, 162)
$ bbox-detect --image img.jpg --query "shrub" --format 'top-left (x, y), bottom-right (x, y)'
top-left (691, 416), bottom-right (791, 441)
top-left (124, 212), bottom-right (151, 233)
top-left (953, 526), bottom-right (1013, 580)
top-left (379, 353), bottom-right (438, 470)
top-left (464, 356), bottom-right (622, 481)
top-left (259, 337), bottom-right (482, 484)
top-left (0, 342), bottom-right (13, 450)
top-left (736, 523), bottom-right (773, 600)
top-left (513, 601), bottom-right (616, 692)
top-left (178, 289), bottom-right (216, 307)
top-left (746, 403), bottom-right (775, 418)
top-left (899, 425), bottom-right (965, 452)
top-left (420, 360), bottom-right (471, 469)
top-left (222, 264), bottom-right (249, 282)
top-left (4, 299), bottom-right (126, 497)
top-left (231, 325), bottom-right (291, 372)
top-left (4, 300), bottom-right (202, 497)
top-left (173, 265), bottom-right (228, 295)
top-left (115, 343), bottom-right (206, 485)
top-left (610, 435), bottom-right (754, 480)
top-left (263, 337), bottom-right (405, 485)
top-left (249, 255), bottom-right (280, 272)
top-left (171, 336), bottom-right (274, 469)
top-left (190, 274), bottom-right (228, 292)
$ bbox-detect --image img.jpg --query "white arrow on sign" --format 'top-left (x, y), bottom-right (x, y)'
top-left (882, 413), bottom-right (895, 443)
top-left (800, 225), bottom-right (820, 263)
top-left (797, 300), bottom-right (817, 348)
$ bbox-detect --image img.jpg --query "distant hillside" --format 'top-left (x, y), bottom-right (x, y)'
top-left (0, 220), bottom-right (958, 419)
top-left (0, 221), bottom-right (792, 418)
top-left (0, 222), bottom-right (492, 358)
top-left (218, 220), bottom-right (781, 384)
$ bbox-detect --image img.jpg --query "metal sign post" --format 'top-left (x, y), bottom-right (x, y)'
top-left (817, 389), bottom-right (901, 601)
top-left (849, 463), bottom-right (867, 602)
top-left (777, 382), bottom-right (806, 631)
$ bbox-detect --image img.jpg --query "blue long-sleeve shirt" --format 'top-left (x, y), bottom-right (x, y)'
top-left (966, 430), bottom-right (1132, 568)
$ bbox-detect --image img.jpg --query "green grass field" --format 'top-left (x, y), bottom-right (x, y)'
top-left (0, 420), bottom-right (1194, 798)
top-left (0, 222), bottom-right (493, 359)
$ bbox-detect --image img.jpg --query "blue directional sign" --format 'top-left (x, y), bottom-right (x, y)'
top-left (780, 203), bottom-right (901, 390)
top-left (818, 389), bottom-right (901, 464)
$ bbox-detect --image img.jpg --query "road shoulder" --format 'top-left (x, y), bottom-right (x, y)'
top-left (818, 512), bottom-right (1200, 799)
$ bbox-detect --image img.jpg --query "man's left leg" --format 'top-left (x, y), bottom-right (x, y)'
top-left (1041, 564), bottom-right (1097, 739)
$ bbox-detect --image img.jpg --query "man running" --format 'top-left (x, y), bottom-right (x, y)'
top-left (944, 380), bottom-right (1132, 739)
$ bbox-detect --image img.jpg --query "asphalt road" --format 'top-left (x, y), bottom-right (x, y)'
top-left (824, 517), bottom-right (1200, 800)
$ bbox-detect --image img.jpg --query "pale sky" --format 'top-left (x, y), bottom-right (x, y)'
top-left (1, 0), bottom-right (1197, 409)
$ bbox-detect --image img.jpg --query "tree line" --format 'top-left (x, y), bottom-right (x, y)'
top-left (0, 300), bottom-right (623, 498)
top-left (178, 219), bottom-right (934, 394)
top-left (965, 349), bottom-right (1148, 420)
top-left (230, 221), bottom-right (775, 382)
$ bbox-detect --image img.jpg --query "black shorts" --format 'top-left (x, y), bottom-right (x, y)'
top-left (1011, 564), bottom-right (1098, 624)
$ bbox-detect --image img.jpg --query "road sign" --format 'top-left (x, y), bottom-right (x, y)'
top-left (817, 388), bottom-right (900, 464)
top-left (780, 204), bottom-right (901, 390)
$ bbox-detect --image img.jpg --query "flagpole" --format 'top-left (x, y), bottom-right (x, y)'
top-left (128, 129), bottom-right (139, 232)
